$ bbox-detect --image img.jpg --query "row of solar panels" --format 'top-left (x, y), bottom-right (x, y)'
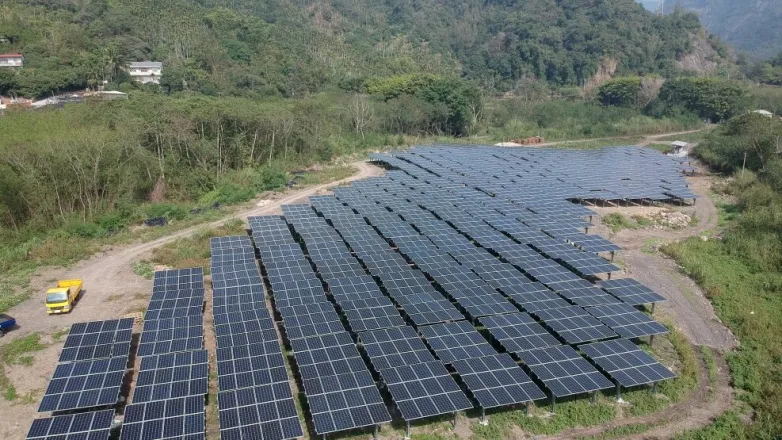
top-left (121, 269), bottom-right (207, 440)
top-left (209, 235), bottom-right (304, 440)
top-left (249, 216), bottom-right (393, 436)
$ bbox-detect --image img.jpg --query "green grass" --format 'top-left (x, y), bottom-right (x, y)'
top-left (701, 347), bottom-right (717, 397)
top-left (581, 422), bottom-right (653, 439)
top-left (148, 219), bottom-right (247, 275)
top-left (602, 213), bottom-right (637, 232)
top-left (663, 237), bottom-right (782, 437)
top-left (647, 143), bottom-right (673, 153)
top-left (131, 261), bottom-right (155, 280)
top-left (654, 130), bottom-right (710, 143)
top-left (0, 333), bottom-right (47, 401)
top-left (641, 238), bottom-right (664, 254)
top-left (468, 327), bottom-right (698, 438)
top-left (52, 327), bottom-right (70, 343)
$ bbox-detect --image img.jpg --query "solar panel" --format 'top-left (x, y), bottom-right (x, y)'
top-left (533, 306), bottom-right (618, 344)
top-left (479, 313), bottom-right (561, 353)
top-left (27, 409), bottom-right (114, 440)
top-left (59, 318), bottom-right (134, 363)
top-left (216, 341), bottom-right (289, 391)
top-left (554, 286), bottom-right (623, 308)
top-left (599, 278), bottom-right (667, 305)
top-left (122, 395), bottom-right (205, 440)
top-left (278, 303), bottom-right (344, 340)
top-left (340, 298), bottom-right (406, 332)
top-left (381, 360), bottom-right (473, 421)
top-left (516, 345), bottom-right (614, 397)
top-left (302, 370), bottom-right (391, 434)
top-left (218, 384), bottom-right (302, 440)
top-left (418, 321), bottom-right (497, 363)
top-left (134, 350), bottom-right (209, 403)
top-left (359, 326), bottom-right (436, 370)
top-left (580, 339), bottom-right (676, 387)
top-left (137, 316), bottom-right (203, 357)
top-left (451, 353), bottom-right (546, 408)
top-left (153, 268), bottom-right (204, 293)
top-left (586, 303), bottom-right (669, 339)
top-left (39, 356), bottom-right (127, 412)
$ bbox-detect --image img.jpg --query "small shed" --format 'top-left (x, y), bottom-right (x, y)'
top-left (670, 141), bottom-right (689, 157)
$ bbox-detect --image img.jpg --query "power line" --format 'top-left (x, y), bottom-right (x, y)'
top-left (656, 0), bottom-right (665, 16)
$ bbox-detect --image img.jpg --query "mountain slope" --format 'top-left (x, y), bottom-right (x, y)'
top-left (666, 0), bottom-right (782, 58)
top-left (0, 0), bottom-right (722, 98)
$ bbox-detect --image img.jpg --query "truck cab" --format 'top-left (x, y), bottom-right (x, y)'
top-left (46, 280), bottom-right (82, 314)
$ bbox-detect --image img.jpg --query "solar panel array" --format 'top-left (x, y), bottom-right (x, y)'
top-left (121, 268), bottom-right (207, 440)
top-left (249, 218), bottom-right (390, 436)
top-left (38, 318), bottom-right (134, 414)
top-left (209, 236), bottom-right (303, 440)
top-left (580, 339), bottom-right (677, 387)
top-left (285, 201), bottom-right (547, 414)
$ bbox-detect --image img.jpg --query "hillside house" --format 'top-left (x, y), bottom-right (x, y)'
top-left (0, 54), bottom-right (23, 68)
top-left (128, 61), bottom-right (163, 84)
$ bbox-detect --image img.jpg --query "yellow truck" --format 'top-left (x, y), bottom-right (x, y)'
top-left (45, 280), bottom-right (83, 314)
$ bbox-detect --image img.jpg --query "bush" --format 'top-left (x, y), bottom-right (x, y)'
top-left (144, 203), bottom-right (188, 221)
top-left (598, 77), bottom-right (641, 107)
top-left (659, 77), bottom-right (750, 122)
top-left (63, 221), bottom-right (104, 238)
top-left (256, 166), bottom-right (287, 191)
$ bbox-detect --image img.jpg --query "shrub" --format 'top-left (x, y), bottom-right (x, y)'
top-left (144, 203), bottom-right (188, 221)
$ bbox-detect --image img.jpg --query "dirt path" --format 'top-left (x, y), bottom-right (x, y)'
top-left (588, 166), bottom-right (737, 351)
top-left (533, 129), bottom-right (705, 148)
top-left (546, 350), bottom-right (733, 440)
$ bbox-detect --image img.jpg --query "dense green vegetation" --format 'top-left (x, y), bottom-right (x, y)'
top-left (663, 114), bottom-right (782, 438)
top-left (0, 0), bottom-right (723, 99)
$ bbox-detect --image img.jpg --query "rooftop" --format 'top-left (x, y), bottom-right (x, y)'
top-left (129, 61), bottom-right (162, 69)
top-left (0, 53), bottom-right (23, 58)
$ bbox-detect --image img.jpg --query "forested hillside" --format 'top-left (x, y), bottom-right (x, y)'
top-left (666, 0), bottom-right (782, 58)
top-left (0, 0), bottom-right (721, 98)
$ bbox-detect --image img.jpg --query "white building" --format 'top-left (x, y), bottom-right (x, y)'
top-left (0, 54), bottom-right (23, 68)
top-left (128, 61), bottom-right (163, 84)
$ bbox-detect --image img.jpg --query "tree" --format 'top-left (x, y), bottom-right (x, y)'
top-left (597, 77), bottom-right (641, 107)
top-left (659, 78), bottom-right (750, 122)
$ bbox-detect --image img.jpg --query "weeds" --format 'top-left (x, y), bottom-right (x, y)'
top-left (148, 219), bottom-right (246, 274)
top-left (0, 333), bottom-right (47, 402)
top-left (702, 347), bottom-right (717, 396)
top-left (298, 165), bottom-right (357, 186)
top-left (131, 261), bottom-right (155, 279)
top-left (602, 213), bottom-right (636, 232)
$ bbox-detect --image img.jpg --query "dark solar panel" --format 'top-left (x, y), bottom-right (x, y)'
top-left (580, 339), bottom-right (676, 387)
top-left (134, 350), bottom-right (209, 403)
top-left (381, 360), bottom-right (473, 420)
top-left (59, 318), bottom-right (134, 363)
top-left (599, 278), bottom-right (667, 305)
top-left (302, 370), bottom-right (391, 434)
top-left (479, 312), bottom-right (561, 353)
top-left (517, 345), bottom-right (613, 397)
top-left (137, 316), bottom-right (203, 357)
top-left (532, 306), bottom-right (618, 344)
top-left (122, 395), bottom-right (205, 440)
top-left (216, 341), bottom-right (289, 391)
top-left (586, 303), bottom-right (669, 339)
top-left (218, 384), bottom-right (302, 440)
top-left (451, 354), bottom-right (546, 408)
top-left (359, 326), bottom-right (435, 370)
top-left (27, 409), bottom-right (114, 440)
top-left (39, 356), bottom-right (127, 412)
top-left (418, 321), bottom-right (496, 363)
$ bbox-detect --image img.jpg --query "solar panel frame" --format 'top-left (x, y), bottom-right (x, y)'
top-left (580, 338), bottom-right (676, 387)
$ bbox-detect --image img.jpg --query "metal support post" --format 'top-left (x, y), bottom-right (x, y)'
top-left (525, 402), bottom-right (531, 416)
top-left (652, 382), bottom-right (659, 394)
top-left (452, 412), bottom-right (458, 427)
top-left (649, 334), bottom-right (656, 346)
top-left (616, 383), bottom-right (624, 403)
top-left (610, 250), bottom-right (615, 262)
top-left (591, 391), bottom-right (597, 404)
top-left (373, 425), bottom-right (379, 440)
top-left (651, 302), bottom-right (657, 315)
top-left (607, 271), bottom-right (612, 280)
top-left (405, 421), bottom-right (411, 440)
top-left (550, 395), bottom-right (556, 414)
top-left (479, 407), bottom-right (488, 426)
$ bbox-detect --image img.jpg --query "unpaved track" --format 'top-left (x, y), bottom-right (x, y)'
top-left (0, 161), bottom-right (383, 342)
